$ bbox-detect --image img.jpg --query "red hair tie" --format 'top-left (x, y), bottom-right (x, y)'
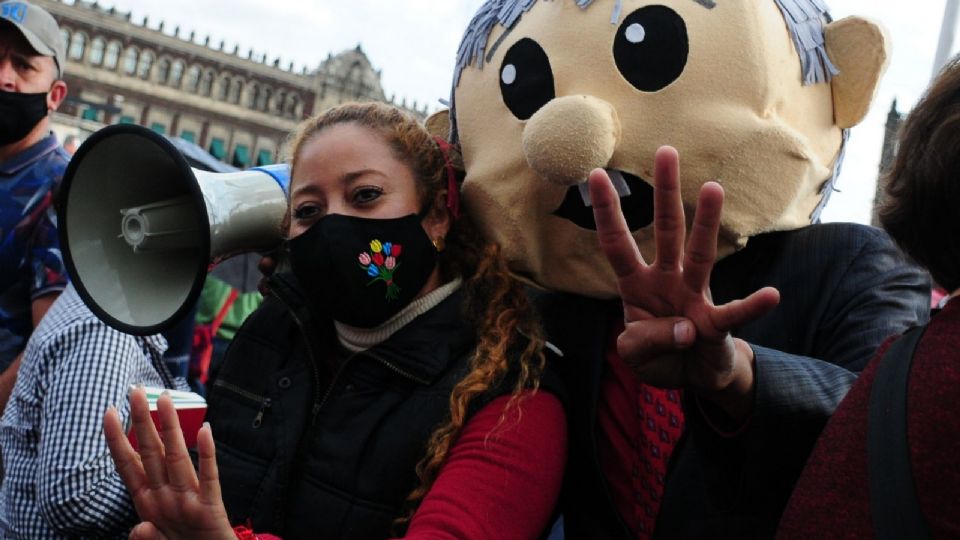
top-left (433, 135), bottom-right (461, 220)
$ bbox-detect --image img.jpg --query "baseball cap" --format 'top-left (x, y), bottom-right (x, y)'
top-left (0, 1), bottom-right (65, 78)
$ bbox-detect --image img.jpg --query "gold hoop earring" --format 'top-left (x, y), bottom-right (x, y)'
top-left (432, 236), bottom-right (446, 252)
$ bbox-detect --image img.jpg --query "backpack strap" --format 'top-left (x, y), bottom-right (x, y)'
top-left (868, 324), bottom-right (930, 540)
top-left (211, 289), bottom-right (239, 337)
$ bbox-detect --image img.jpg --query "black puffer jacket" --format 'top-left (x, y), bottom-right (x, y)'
top-left (206, 273), bottom-right (563, 539)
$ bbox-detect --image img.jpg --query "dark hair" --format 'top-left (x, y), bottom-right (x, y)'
top-left (879, 57), bottom-right (960, 291)
top-left (284, 102), bottom-right (547, 528)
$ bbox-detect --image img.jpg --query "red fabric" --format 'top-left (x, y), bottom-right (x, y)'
top-left (400, 391), bottom-right (567, 539)
top-left (597, 321), bottom-right (684, 539)
top-left (191, 289), bottom-right (237, 385)
top-left (431, 136), bottom-right (461, 220)
top-left (242, 391), bottom-right (566, 540)
top-left (777, 299), bottom-right (960, 539)
top-left (233, 524), bottom-right (280, 540)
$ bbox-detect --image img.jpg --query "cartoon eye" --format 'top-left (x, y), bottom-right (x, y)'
top-left (499, 38), bottom-right (555, 120)
top-left (614, 5), bottom-right (689, 92)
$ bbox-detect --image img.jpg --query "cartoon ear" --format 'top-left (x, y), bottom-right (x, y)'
top-left (825, 16), bottom-right (890, 129)
top-left (425, 109), bottom-right (451, 140)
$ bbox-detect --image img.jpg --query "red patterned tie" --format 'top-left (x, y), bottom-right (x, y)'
top-left (598, 321), bottom-right (686, 538)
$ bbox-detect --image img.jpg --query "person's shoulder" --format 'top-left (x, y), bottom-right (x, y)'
top-left (31, 287), bottom-right (132, 347)
top-left (754, 223), bottom-right (899, 269)
top-left (772, 222), bottom-right (891, 249)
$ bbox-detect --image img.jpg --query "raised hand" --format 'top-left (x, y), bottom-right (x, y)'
top-left (103, 387), bottom-right (235, 540)
top-left (589, 146), bottom-right (780, 419)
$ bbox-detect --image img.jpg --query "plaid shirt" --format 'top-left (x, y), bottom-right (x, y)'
top-left (0, 284), bottom-right (187, 538)
top-left (0, 134), bottom-right (70, 370)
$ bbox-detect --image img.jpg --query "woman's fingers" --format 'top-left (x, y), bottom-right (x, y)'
top-left (103, 407), bottom-right (148, 497)
top-left (129, 521), bottom-right (169, 540)
top-left (156, 394), bottom-right (199, 493)
top-left (196, 423), bottom-right (223, 506)
top-left (652, 146), bottom-right (686, 272)
top-left (128, 387), bottom-right (169, 489)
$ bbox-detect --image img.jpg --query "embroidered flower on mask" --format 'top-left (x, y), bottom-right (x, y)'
top-left (359, 239), bottom-right (402, 300)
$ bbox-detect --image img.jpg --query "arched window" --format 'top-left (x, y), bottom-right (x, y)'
top-left (122, 47), bottom-right (138, 75)
top-left (218, 76), bottom-right (231, 100)
top-left (184, 66), bottom-right (201, 92)
top-left (230, 79), bottom-right (243, 104)
top-left (137, 51), bottom-right (154, 79)
top-left (260, 88), bottom-right (272, 112)
top-left (60, 29), bottom-right (70, 53)
top-left (287, 94), bottom-right (300, 118)
top-left (156, 58), bottom-right (170, 84)
top-left (104, 41), bottom-right (121, 70)
top-left (248, 84), bottom-right (260, 109)
top-left (275, 91), bottom-right (286, 114)
top-left (199, 70), bottom-right (214, 96)
top-left (169, 60), bottom-right (184, 87)
top-left (68, 32), bottom-right (86, 61)
top-left (89, 37), bottom-right (105, 66)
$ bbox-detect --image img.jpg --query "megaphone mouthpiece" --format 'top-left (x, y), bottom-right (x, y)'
top-left (120, 196), bottom-right (200, 253)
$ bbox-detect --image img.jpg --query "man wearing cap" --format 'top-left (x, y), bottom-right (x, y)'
top-left (0, 0), bottom-right (69, 416)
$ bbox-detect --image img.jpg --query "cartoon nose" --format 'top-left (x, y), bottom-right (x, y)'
top-left (522, 95), bottom-right (620, 187)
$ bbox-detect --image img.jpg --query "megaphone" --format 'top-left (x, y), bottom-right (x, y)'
top-left (59, 124), bottom-right (290, 335)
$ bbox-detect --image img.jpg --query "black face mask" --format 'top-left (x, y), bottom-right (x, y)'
top-left (0, 90), bottom-right (49, 146)
top-left (287, 212), bottom-right (439, 328)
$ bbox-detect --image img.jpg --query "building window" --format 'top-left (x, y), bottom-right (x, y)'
top-left (89, 37), bottom-right (105, 66)
top-left (287, 95), bottom-right (300, 118)
top-left (218, 76), bottom-right (231, 100)
top-left (81, 108), bottom-right (98, 122)
top-left (199, 70), bottom-right (214, 96)
top-left (60, 29), bottom-right (70, 52)
top-left (248, 84), bottom-right (259, 109)
top-left (122, 47), bottom-right (138, 75)
top-left (104, 41), bottom-right (121, 70)
top-left (137, 51), bottom-right (154, 79)
top-left (230, 80), bottom-right (243, 104)
top-left (259, 88), bottom-right (272, 112)
top-left (156, 58), bottom-right (170, 84)
top-left (170, 61), bottom-right (184, 87)
top-left (185, 66), bottom-right (201, 92)
top-left (232, 144), bottom-right (250, 168)
top-left (68, 32), bottom-right (86, 61)
top-left (150, 123), bottom-right (166, 135)
top-left (118, 115), bottom-right (136, 125)
top-left (180, 130), bottom-right (196, 144)
top-left (208, 138), bottom-right (226, 160)
top-left (256, 149), bottom-right (274, 166)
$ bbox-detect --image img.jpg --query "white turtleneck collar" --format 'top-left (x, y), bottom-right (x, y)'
top-left (334, 277), bottom-right (463, 353)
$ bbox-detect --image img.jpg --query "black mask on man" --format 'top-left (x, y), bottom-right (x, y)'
top-left (287, 212), bottom-right (439, 328)
top-left (0, 90), bottom-right (49, 146)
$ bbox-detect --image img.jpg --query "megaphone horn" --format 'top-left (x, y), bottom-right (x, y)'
top-left (59, 124), bottom-right (290, 335)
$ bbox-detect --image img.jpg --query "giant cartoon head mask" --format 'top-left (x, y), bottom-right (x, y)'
top-left (447, 0), bottom-right (888, 298)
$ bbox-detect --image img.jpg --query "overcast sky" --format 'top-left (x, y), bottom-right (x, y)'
top-left (95, 0), bottom-right (950, 224)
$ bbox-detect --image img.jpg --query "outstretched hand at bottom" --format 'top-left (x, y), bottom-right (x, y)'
top-left (103, 387), bottom-right (235, 540)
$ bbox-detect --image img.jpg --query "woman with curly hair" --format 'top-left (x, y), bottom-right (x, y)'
top-left (103, 102), bottom-right (567, 539)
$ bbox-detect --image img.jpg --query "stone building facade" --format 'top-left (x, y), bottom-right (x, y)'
top-left (37, 0), bottom-right (428, 167)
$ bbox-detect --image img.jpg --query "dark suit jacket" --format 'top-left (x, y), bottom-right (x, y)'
top-left (546, 223), bottom-right (931, 539)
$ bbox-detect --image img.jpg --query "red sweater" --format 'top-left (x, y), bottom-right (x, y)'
top-left (777, 299), bottom-right (960, 538)
top-left (238, 391), bottom-right (566, 540)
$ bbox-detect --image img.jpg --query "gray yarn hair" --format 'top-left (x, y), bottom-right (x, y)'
top-left (449, 0), bottom-right (844, 221)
